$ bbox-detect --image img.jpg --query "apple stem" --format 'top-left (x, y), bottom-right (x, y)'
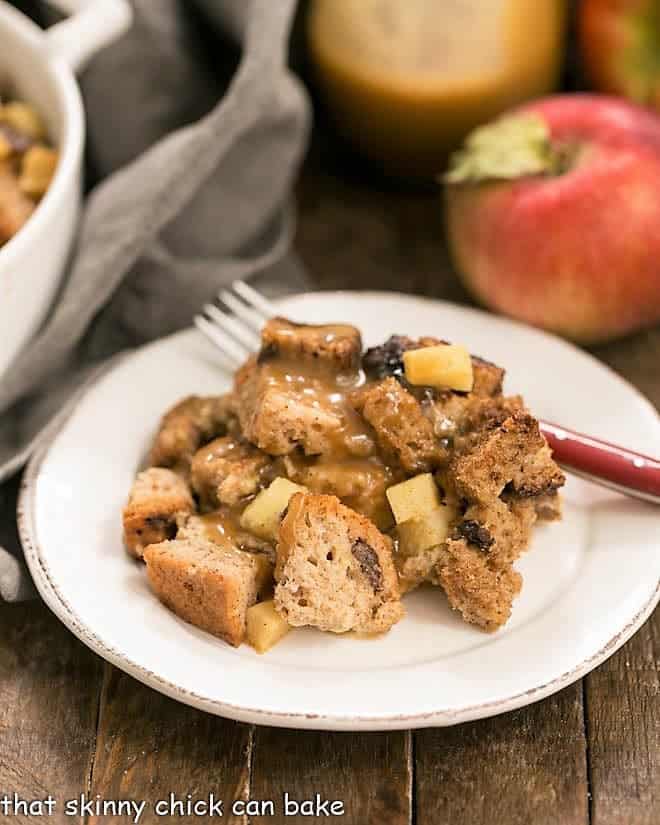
top-left (443, 113), bottom-right (566, 185)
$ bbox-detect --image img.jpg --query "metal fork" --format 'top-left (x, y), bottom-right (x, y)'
top-left (194, 280), bottom-right (279, 366)
top-left (194, 281), bottom-right (660, 504)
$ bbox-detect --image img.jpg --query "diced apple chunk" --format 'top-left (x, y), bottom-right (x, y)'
top-left (386, 473), bottom-right (441, 524)
top-left (247, 599), bottom-right (290, 653)
top-left (403, 344), bottom-right (474, 392)
top-left (396, 504), bottom-right (456, 557)
top-left (240, 477), bottom-right (307, 541)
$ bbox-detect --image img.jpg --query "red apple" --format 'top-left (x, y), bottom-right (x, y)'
top-left (444, 95), bottom-right (660, 343)
top-left (580, 0), bottom-right (660, 110)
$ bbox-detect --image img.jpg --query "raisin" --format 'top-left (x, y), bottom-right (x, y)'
top-left (455, 520), bottom-right (494, 551)
top-left (351, 539), bottom-right (383, 592)
top-left (362, 335), bottom-right (413, 379)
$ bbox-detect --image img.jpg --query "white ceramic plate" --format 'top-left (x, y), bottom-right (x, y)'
top-left (19, 292), bottom-right (660, 730)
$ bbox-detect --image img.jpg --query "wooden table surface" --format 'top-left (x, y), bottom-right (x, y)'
top-left (0, 129), bottom-right (658, 825)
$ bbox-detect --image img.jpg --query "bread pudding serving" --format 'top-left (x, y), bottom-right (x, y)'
top-left (122, 318), bottom-right (565, 652)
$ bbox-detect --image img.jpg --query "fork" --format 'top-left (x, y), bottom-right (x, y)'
top-left (195, 281), bottom-right (660, 505)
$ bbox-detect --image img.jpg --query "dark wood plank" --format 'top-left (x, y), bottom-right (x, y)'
top-left (415, 683), bottom-right (589, 825)
top-left (586, 609), bottom-right (659, 825)
top-left (88, 666), bottom-right (253, 824)
top-left (0, 599), bottom-right (103, 824)
top-left (250, 728), bottom-right (411, 825)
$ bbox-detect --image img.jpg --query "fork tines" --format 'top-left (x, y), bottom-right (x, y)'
top-left (194, 280), bottom-right (278, 364)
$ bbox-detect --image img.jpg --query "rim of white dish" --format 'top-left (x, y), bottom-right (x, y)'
top-left (18, 292), bottom-right (660, 730)
top-left (0, 2), bottom-right (84, 268)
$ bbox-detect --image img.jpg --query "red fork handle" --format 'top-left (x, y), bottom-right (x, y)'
top-left (540, 421), bottom-right (660, 505)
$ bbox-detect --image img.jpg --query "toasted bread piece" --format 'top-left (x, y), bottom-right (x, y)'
top-left (470, 356), bottom-right (505, 397)
top-left (449, 412), bottom-right (565, 504)
top-left (453, 497), bottom-right (537, 568)
top-left (123, 468), bottom-right (194, 559)
top-left (177, 512), bottom-right (276, 563)
top-left (143, 538), bottom-right (262, 646)
top-left (435, 539), bottom-right (522, 631)
top-left (149, 394), bottom-right (238, 474)
top-left (0, 160), bottom-right (35, 243)
top-left (260, 317), bottom-right (362, 371)
top-left (351, 377), bottom-right (446, 473)
top-left (428, 393), bottom-right (525, 454)
top-left (235, 357), bottom-right (373, 457)
top-left (275, 493), bottom-right (404, 634)
top-left (191, 436), bottom-right (274, 508)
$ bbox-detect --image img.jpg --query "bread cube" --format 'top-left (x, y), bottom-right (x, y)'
top-left (122, 468), bottom-right (194, 559)
top-left (149, 394), bottom-right (237, 474)
top-left (246, 600), bottom-right (290, 653)
top-left (143, 538), bottom-right (262, 647)
top-left (350, 377), bottom-right (445, 473)
top-left (396, 503), bottom-right (456, 557)
top-left (386, 473), bottom-right (441, 524)
top-left (260, 317), bottom-right (362, 370)
top-left (450, 412), bottom-right (565, 504)
top-left (403, 344), bottom-right (474, 392)
top-left (435, 539), bottom-right (522, 632)
top-left (240, 477), bottom-right (307, 541)
top-left (190, 436), bottom-right (273, 508)
top-left (275, 493), bottom-right (403, 634)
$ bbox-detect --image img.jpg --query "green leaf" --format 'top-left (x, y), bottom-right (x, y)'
top-left (444, 113), bottom-right (559, 184)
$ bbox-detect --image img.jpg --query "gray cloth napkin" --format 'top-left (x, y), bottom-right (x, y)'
top-left (0, 0), bottom-right (311, 600)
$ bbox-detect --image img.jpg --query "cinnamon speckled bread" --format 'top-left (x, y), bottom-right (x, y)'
top-left (178, 512), bottom-right (276, 563)
top-left (351, 377), bottom-right (446, 473)
top-left (470, 356), bottom-right (506, 397)
top-left (454, 497), bottom-right (537, 567)
top-left (143, 538), bottom-right (263, 646)
top-left (275, 493), bottom-right (404, 634)
top-left (234, 357), bottom-right (353, 456)
top-left (260, 317), bottom-right (362, 370)
top-left (434, 538), bottom-right (523, 631)
top-left (149, 394), bottom-right (238, 474)
top-left (190, 436), bottom-right (275, 508)
top-left (428, 496), bottom-right (537, 629)
top-left (123, 468), bottom-right (194, 559)
top-left (450, 412), bottom-right (565, 504)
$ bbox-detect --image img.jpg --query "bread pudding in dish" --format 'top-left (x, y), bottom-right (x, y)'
top-left (122, 317), bottom-right (565, 651)
top-left (0, 99), bottom-right (58, 246)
